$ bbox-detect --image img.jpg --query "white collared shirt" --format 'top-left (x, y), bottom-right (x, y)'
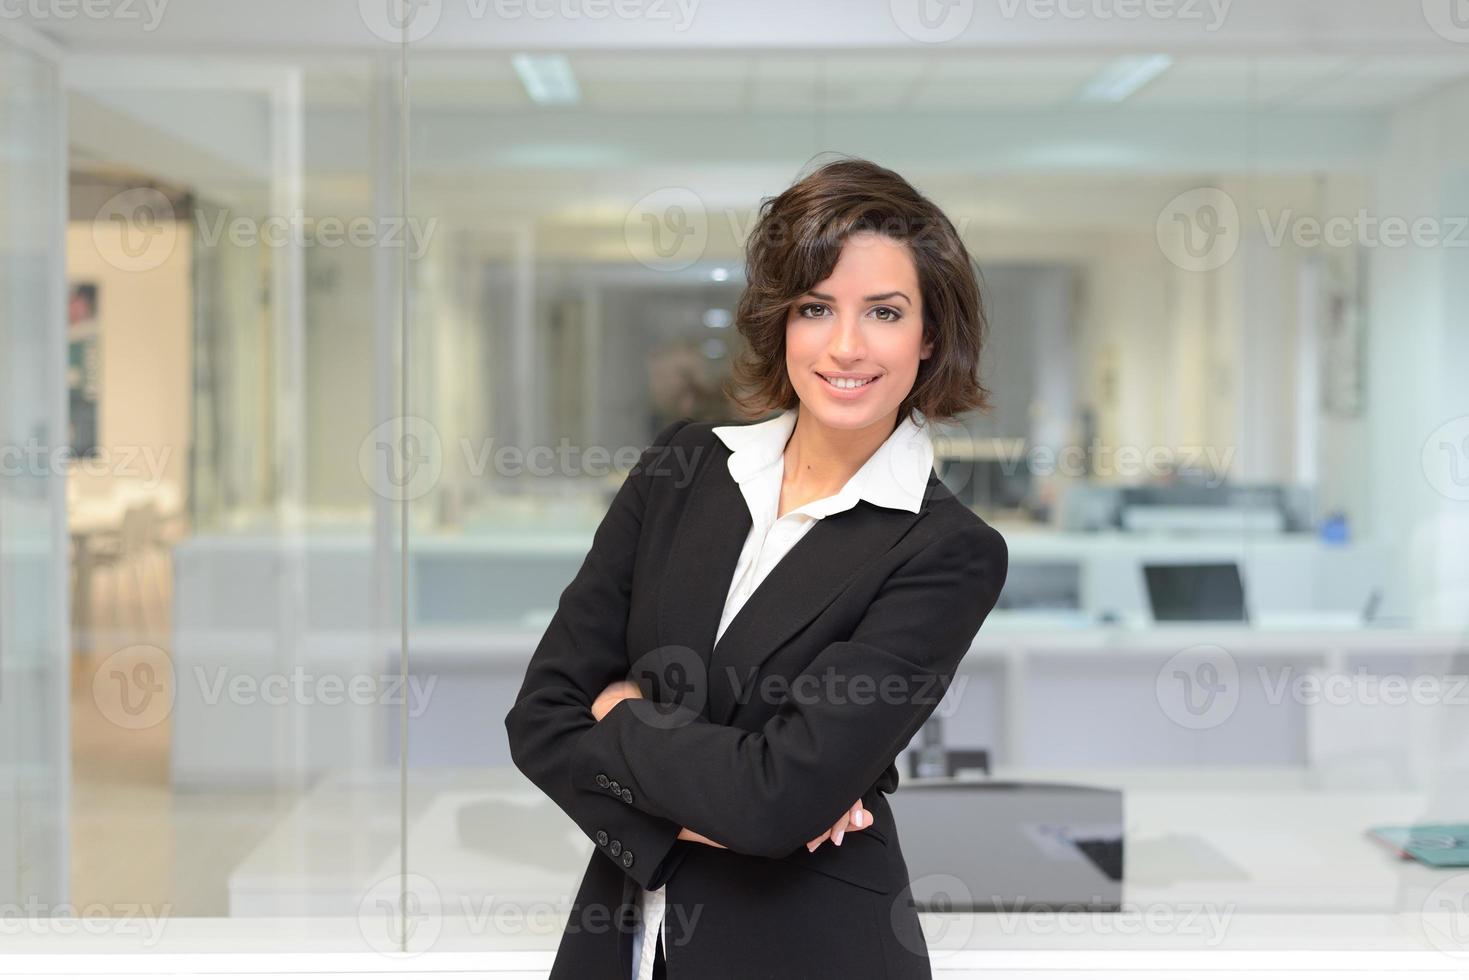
top-left (630, 404), bottom-right (935, 980)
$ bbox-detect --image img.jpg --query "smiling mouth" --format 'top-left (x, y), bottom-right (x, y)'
top-left (817, 372), bottom-right (880, 390)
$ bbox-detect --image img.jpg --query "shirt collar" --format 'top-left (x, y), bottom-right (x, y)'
top-left (711, 405), bottom-right (934, 516)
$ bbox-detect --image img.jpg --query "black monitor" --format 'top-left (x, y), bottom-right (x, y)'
top-left (1143, 562), bottom-right (1249, 623)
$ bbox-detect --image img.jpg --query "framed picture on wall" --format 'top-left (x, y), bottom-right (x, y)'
top-left (67, 281), bottom-right (101, 458)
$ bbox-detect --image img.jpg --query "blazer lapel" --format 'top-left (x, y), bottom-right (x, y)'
top-left (656, 438), bottom-right (934, 725)
top-left (706, 499), bottom-right (926, 722)
top-left (656, 443), bottom-right (751, 687)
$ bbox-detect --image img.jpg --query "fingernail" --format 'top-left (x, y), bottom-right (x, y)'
top-left (853, 810), bottom-right (864, 827)
top-left (834, 829), bottom-right (844, 846)
top-left (807, 842), bottom-right (817, 852)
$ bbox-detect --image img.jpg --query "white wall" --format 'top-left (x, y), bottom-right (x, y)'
top-left (65, 221), bottom-right (192, 501)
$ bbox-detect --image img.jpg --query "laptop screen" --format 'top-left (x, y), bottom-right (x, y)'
top-left (1143, 562), bottom-right (1248, 622)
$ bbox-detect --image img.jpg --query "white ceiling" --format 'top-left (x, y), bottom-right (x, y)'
top-left (61, 46), bottom-right (1449, 219)
top-left (17, 0), bottom-right (1469, 53)
top-left (46, 13), bottom-right (1469, 237)
top-left (292, 51), bottom-right (1469, 113)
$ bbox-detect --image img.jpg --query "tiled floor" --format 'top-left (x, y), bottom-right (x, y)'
top-left (69, 553), bottom-right (301, 916)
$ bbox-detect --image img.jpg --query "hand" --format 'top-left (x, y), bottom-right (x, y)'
top-left (592, 680), bottom-right (643, 722)
top-left (677, 801), bottom-right (870, 854)
top-left (678, 827), bottom-right (728, 848)
top-left (806, 799), bottom-right (870, 852)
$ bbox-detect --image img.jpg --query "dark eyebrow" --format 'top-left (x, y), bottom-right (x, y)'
top-left (805, 290), bottom-right (912, 304)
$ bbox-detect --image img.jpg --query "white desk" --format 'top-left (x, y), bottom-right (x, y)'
top-left (226, 766), bottom-right (1469, 951)
top-left (168, 527), bottom-right (1460, 784)
top-left (5, 765), bottom-right (1466, 974)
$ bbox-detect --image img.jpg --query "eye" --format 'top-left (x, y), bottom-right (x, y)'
top-left (797, 302), bottom-right (829, 318)
top-left (871, 306), bottom-right (903, 322)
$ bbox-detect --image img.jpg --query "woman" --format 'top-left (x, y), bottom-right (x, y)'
top-left (504, 156), bottom-right (1009, 979)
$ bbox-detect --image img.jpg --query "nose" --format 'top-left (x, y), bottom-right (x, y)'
top-left (827, 311), bottom-right (867, 362)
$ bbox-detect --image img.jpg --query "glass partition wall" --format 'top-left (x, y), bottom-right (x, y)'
top-left (2, 4), bottom-right (1468, 962)
top-left (399, 48), bottom-right (1469, 955)
top-left (54, 25), bottom-right (412, 943)
top-left (0, 27), bottom-right (68, 912)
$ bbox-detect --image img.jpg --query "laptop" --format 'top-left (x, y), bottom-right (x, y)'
top-left (1143, 562), bottom-right (1249, 623)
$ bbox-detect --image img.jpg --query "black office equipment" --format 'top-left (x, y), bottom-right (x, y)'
top-left (888, 781), bottom-right (1123, 913)
top-left (906, 747), bottom-right (991, 779)
top-left (1143, 562), bottom-right (1249, 623)
top-left (1070, 836), bottom-right (1124, 881)
top-left (994, 561), bottom-right (1082, 612)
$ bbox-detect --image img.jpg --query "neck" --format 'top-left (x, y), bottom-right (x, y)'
top-left (781, 405), bottom-right (901, 503)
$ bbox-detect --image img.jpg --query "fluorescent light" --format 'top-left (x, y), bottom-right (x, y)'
top-left (512, 53), bottom-right (581, 106)
top-left (1077, 54), bottom-right (1173, 103)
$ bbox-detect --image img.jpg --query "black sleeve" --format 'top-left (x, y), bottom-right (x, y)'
top-left (571, 521), bottom-right (1009, 859)
top-left (503, 417), bottom-right (694, 890)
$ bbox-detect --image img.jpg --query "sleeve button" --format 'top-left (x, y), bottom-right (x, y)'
top-left (608, 780), bottom-right (621, 794)
top-left (609, 839), bottom-right (622, 856)
top-left (621, 788), bottom-right (634, 804)
top-left (621, 850), bottom-right (635, 868)
top-left (595, 830), bottom-right (609, 846)
top-left (595, 773), bottom-right (610, 788)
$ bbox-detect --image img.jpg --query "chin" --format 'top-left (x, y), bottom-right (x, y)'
top-left (795, 392), bottom-right (898, 432)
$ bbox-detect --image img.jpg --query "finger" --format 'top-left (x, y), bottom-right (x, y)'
top-left (689, 829), bottom-right (728, 849)
top-left (806, 829), bottom-right (831, 852)
top-left (832, 811), bottom-right (851, 847)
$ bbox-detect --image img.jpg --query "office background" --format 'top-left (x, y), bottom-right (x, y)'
top-left (2, 0), bottom-right (1469, 967)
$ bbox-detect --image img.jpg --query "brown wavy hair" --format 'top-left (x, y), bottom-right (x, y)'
top-left (725, 155), bottom-right (991, 426)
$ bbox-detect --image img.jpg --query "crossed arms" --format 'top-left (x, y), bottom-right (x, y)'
top-left (503, 418), bottom-right (1008, 887)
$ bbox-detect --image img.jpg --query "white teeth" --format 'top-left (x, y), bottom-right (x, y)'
top-left (822, 374), bottom-right (874, 390)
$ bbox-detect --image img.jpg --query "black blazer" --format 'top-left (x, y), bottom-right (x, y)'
top-left (504, 416), bottom-right (1009, 980)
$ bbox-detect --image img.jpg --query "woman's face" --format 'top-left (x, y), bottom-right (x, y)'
top-left (785, 230), bottom-right (932, 433)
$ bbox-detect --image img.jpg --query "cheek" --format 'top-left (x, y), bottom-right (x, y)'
top-left (881, 326), bottom-right (926, 372)
top-left (784, 319), bottom-right (817, 362)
